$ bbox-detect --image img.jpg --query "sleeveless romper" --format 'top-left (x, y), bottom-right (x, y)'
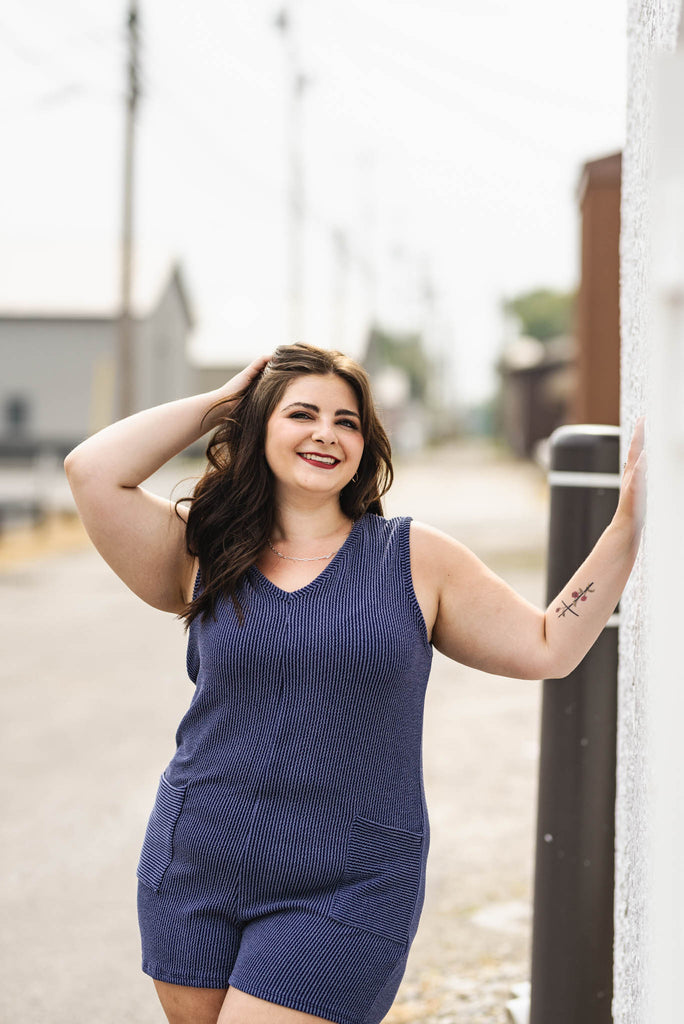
top-left (136, 513), bottom-right (433, 1024)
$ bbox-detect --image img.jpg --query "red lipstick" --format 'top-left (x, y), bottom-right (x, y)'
top-left (297, 452), bottom-right (340, 470)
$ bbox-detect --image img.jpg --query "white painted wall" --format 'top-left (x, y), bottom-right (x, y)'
top-left (615, 2), bottom-right (683, 1022)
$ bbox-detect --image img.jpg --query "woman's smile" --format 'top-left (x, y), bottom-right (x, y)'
top-left (296, 451), bottom-right (341, 469)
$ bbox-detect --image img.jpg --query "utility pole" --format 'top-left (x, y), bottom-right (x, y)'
top-left (358, 150), bottom-right (378, 332)
top-left (331, 227), bottom-right (349, 350)
top-left (275, 6), bottom-right (307, 343)
top-left (118, 0), bottom-right (140, 419)
top-left (420, 260), bottom-right (442, 415)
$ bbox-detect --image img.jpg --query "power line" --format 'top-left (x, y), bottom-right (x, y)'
top-left (302, 32), bottom-right (586, 167)
top-left (0, 12), bottom-right (122, 118)
top-left (145, 70), bottom-right (375, 283)
top-left (296, 0), bottom-right (622, 170)
top-left (0, 13), bottom-right (122, 80)
top-left (341, 0), bottom-right (621, 117)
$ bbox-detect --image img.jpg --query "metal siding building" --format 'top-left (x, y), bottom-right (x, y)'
top-left (0, 263), bottom-right (194, 456)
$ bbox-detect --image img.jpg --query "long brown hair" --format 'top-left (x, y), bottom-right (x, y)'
top-left (177, 343), bottom-right (393, 627)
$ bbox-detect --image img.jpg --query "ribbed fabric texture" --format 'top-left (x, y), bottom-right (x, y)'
top-left (137, 513), bottom-right (433, 1024)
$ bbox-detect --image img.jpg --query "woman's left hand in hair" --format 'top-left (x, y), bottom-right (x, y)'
top-left (217, 354), bottom-right (273, 402)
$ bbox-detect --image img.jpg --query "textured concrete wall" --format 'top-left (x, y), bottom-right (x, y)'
top-left (615, 2), bottom-right (682, 1022)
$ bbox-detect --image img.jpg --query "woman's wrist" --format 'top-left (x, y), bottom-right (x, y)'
top-left (202, 387), bottom-right (238, 432)
top-left (607, 512), bottom-right (643, 560)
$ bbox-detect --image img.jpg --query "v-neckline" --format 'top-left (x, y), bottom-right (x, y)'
top-left (248, 515), bottom-right (365, 598)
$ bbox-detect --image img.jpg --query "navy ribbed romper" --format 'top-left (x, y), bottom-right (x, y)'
top-left (137, 513), bottom-right (433, 1024)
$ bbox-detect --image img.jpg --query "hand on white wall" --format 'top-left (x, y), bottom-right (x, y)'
top-left (614, 416), bottom-right (647, 545)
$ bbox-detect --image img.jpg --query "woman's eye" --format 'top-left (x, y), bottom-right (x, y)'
top-left (287, 411), bottom-right (358, 429)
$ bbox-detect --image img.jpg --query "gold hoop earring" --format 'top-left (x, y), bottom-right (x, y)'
top-left (351, 472), bottom-right (359, 484)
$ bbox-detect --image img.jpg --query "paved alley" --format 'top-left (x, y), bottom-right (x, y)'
top-left (0, 439), bottom-right (549, 1024)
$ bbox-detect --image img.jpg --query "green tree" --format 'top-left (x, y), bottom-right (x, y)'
top-left (503, 287), bottom-right (576, 342)
top-left (364, 327), bottom-right (430, 400)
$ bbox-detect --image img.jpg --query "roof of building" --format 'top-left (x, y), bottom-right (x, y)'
top-left (576, 151), bottom-right (622, 205)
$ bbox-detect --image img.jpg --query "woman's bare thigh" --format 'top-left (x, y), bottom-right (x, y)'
top-left (218, 987), bottom-right (335, 1024)
top-left (153, 978), bottom-right (228, 1024)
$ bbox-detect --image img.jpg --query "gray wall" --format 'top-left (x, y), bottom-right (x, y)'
top-left (1, 317), bottom-right (114, 448)
top-left (138, 272), bottom-right (193, 412)
top-left (1, 273), bottom-right (193, 454)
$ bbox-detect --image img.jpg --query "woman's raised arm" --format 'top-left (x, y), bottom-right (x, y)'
top-left (64, 355), bottom-right (271, 612)
top-left (412, 417), bottom-right (646, 680)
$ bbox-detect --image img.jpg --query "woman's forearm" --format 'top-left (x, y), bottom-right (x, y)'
top-left (543, 520), bottom-right (640, 678)
top-left (542, 417), bottom-right (646, 679)
top-left (64, 388), bottom-right (227, 488)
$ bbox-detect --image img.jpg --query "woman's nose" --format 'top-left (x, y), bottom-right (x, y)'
top-left (311, 421), bottom-right (337, 444)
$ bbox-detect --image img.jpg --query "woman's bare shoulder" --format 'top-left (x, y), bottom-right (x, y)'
top-left (409, 519), bottom-right (469, 563)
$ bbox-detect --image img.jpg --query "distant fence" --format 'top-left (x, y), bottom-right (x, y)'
top-left (0, 450), bottom-right (73, 531)
top-left (0, 441), bottom-right (201, 533)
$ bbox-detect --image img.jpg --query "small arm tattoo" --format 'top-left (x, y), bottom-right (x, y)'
top-left (556, 583), bottom-right (595, 618)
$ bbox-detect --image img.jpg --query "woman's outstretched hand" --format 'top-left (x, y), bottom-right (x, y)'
top-left (613, 415), bottom-right (647, 546)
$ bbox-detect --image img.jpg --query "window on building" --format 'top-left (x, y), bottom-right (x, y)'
top-left (5, 394), bottom-right (30, 433)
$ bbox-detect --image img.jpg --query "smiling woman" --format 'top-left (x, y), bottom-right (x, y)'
top-left (182, 345), bottom-right (393, 624)
top-left (63, 342), bottom-right (645, 1024)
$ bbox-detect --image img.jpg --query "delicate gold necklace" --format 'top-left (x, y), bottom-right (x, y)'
top-left (267, 539), bottom-right (338, 563)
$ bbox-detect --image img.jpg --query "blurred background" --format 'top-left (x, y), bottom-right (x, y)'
top-left (0, 3), bottom-right (629, 1022)
top-left (0, 0), bottom-right (626, 523)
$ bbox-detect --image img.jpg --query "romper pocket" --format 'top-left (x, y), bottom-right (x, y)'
top-left (136, 773), bottom-right (187, 892)
top-left (329, 816), bottom-right (425, 944)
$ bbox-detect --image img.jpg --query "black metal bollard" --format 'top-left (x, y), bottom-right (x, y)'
top-left (529, 425), bottom-right (621, 1024)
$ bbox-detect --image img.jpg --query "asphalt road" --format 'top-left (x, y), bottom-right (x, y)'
top-left (0, 439), bottom-right (548, 1024)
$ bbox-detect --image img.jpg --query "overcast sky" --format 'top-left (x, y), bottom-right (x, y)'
top-left (1, 0), bottom-right (627, 404)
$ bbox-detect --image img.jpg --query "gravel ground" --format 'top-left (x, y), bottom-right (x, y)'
top-left (0, 439), bottom-right (548, 1023)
